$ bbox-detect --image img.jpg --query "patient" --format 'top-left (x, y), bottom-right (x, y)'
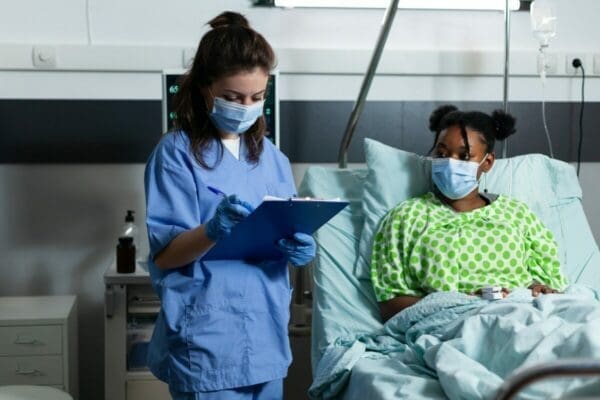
top-left (371, 105), bottom-right (568, 322)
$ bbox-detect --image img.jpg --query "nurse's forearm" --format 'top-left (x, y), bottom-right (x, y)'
top-left (153, 225), bottom-right (214, 269)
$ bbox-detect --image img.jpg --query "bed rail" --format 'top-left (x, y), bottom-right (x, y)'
top-left (495, 359), bottom-right (600, 400)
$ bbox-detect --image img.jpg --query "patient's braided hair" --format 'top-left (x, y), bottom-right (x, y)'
top-left (427, 105), bottom-right (517, 156)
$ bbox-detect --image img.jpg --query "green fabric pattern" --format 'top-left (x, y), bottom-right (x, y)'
top-left (370, 192), bottom-right (568, 302)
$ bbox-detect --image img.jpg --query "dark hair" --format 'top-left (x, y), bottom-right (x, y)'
top-left (172, 11), bottom-right (276, 169)
top-left (428, 104), bottom-right (517, 156)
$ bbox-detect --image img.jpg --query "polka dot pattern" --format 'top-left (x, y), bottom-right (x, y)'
top-left (370, 192), bottom-right (568, 302)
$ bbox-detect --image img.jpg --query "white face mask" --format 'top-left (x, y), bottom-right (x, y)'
top-left (431, 154), bottom-right (488, 200)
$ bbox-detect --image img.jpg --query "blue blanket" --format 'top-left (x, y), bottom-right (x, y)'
top-left (310, 285), bottom-right (600, 399)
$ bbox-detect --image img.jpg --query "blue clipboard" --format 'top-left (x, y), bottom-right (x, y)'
top-left (202, 199), bottom-right (349, 261)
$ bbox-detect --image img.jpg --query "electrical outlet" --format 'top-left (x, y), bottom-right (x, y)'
top-left (566, 54), bottom-right (587, 75)
top-left (537, 53), bottom-right (558, 75)
top-left (182, 48), bottom-right (195, 69)
top-left (594, 54), bottom-right (600, 75)
top-left (32, 46), bottom-right (56, 68)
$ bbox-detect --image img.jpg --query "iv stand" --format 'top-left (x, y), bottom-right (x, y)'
top-left (337, 0), bottom-right (513, 168)
top-left (337, 0), bottom-right (400, 168)
top-left (502, 0), bottom-right (512, 158)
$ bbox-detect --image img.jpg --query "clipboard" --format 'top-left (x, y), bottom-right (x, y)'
top-left (202, 198), bottom-right (349, 261)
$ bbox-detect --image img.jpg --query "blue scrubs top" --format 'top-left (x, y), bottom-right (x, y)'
top-left (144, 131), bottom-right (297, 392)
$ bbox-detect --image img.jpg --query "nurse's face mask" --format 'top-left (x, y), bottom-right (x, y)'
top-left (209, 92), bottom-right (265, 135)
top-left (431, 154), bottom-right (488, 200)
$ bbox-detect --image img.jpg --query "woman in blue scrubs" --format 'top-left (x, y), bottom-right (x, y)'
top-left (144, 11), bottom-right (316, 400)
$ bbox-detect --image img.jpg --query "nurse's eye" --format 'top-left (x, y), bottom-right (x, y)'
top-left (223, 96), bottom-right (238, 102)
top-left (460, 153), bottom-right (472, 161)
top-left (435, 152), bottom-right (447, 158)
top-left (252, 96), bottom-right (264, 102)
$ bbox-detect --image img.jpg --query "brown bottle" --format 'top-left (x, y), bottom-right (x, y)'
top-left (116, 236), bottom-right (136, 273)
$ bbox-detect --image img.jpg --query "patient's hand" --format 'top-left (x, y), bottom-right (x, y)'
top-left (529, 283), bottom-right (558, 297)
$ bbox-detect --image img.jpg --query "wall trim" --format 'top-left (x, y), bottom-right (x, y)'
top-left (0, 44), bottom-right (597, 77)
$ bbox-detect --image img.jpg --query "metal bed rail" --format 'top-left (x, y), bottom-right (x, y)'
top-left (495, 359), bottom-right (600, 400)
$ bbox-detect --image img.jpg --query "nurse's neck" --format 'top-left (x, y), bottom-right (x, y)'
top-left (439, 189), bottom-right (488, 213)
top-left (220, 132), bottom-right (240, 140)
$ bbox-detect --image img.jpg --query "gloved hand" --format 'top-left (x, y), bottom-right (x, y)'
top-left (205, 195), bottom-right (254, 242)
top-left (276, 232), bottom-right (316, 267)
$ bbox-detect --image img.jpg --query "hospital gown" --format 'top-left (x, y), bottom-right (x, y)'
top-left (370, 192), bottom-right (567, 301)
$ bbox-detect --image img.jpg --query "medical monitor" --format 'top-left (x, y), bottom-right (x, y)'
top-left (162, 70), bottom-right (280, 148)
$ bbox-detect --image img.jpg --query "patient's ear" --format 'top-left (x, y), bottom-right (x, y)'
top-left (482, 152), bottom-right (495, 173)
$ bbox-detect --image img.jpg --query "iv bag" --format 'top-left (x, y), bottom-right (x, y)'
top-left (531, 0), bottom-right (557, 47)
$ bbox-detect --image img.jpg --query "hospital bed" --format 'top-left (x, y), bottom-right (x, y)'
top-left (296, 1), bottom-right (600, 398)
top-left (300, 147), bottom-right (600, 399)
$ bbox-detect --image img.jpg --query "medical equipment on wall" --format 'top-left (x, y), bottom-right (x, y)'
top-left (161, 70), bottom-right (280, 148)
top-left (531, 0), bottom-right (557, 158)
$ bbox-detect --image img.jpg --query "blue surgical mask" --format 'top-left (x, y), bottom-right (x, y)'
top-left (431, 155), bottom-right (488, 200)
top-left (209, 97), bottom-right (265, 135)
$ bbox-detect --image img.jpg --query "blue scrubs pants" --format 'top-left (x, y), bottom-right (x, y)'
top-left (170, 379), bottom-right (283, 400)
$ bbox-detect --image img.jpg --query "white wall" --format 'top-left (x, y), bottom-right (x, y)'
top-left (0, 1), bottom-right (599, 400)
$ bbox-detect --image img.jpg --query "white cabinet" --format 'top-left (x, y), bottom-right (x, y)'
top-left (0, 296), bottom-right (78, 399)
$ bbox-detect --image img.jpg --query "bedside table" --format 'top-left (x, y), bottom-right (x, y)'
top-left (0, 296), bottom-right (78, 399)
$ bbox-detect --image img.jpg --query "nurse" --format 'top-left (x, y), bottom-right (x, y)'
top-left (144, 11), bottom-right (316, 400)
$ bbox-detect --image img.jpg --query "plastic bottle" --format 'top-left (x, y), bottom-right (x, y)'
top-left (122, 210), bottom-right (139, 258)
top-left (116, 236), bottom-right (136, 273)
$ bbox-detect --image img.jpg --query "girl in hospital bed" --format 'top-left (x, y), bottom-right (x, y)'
top-left (370, 105), bottom-right (567, 322)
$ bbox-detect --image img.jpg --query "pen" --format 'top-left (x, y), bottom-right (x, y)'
top-left (207, 186), bottom-right (227, 197)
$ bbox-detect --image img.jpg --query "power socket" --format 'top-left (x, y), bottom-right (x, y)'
top-left (566, 54), bottom-right (587, 75)
top-left (32, 46), bottom-right (57, 68)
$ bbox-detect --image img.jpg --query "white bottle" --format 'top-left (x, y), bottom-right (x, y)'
top-left (122, 210), bottom-right (139, 259)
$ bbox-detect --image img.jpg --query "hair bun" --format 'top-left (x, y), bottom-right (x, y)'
top-left (429, 104), bottom-right (458, 132)
top-left (209, 11), bottom-right (250, 29)
top-left (491, 110), bottom-right (516, 140)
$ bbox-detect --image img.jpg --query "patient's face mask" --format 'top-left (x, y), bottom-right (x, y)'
top-left (209, 97), bottom-right (265, 135)
top-left (431, 155), bottom-right (488, 200)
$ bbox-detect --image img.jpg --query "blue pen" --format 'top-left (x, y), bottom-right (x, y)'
top-left (207, 186), bottom-right (227, 197)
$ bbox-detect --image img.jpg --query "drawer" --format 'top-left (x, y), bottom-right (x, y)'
top-left (127, 379), bottom-right (170, 400)
top-left (0, 325), bottom-right (62, 356)
top-left (0, 355), bottom-right (63, 385)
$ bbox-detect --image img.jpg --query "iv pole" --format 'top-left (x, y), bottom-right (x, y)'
top-left (502, 0), bottom-right (511, 158)
top-left (337, 0), bottom-right (400, 168)
top-left (337, 0), bottom-right (513, 167)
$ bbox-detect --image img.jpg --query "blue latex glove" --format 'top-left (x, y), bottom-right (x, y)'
top-left (205, 195), bottom-right (254, 242)
top-left (277, 232), bottom-right (316, 267)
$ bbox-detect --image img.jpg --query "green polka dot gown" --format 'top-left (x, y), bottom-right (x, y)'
top-left (370, 192), bottom-right (568, 302)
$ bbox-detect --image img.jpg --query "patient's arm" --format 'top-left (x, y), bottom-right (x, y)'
top-left (379, 295), bottom-right (422, 322)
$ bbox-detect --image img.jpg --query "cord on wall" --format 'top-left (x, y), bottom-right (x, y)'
top-left (573, 58), bottom-right (585, 177)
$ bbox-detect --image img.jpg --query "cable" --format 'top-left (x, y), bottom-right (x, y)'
top-left (541, 94), bottom-right (554, 158)
top-left (573, 58), bottom-right (585, 177)
top-left (539, 49), bottom-right (554, 158)
top-left (85, 0), bottom-right (92, 45)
